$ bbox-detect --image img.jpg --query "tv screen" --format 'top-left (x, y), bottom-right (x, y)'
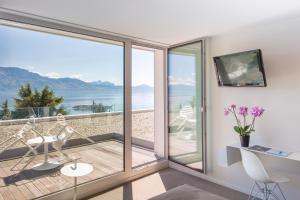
top-left (213, 49), bottom-right (266, 87)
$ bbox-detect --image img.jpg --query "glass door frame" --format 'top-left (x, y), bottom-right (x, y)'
top-left (130, 43), bottom-right (166, 169)
top-left (0, 11), bottom-right (169, 200)
top-left (167, 39), bottom-right (207, 174)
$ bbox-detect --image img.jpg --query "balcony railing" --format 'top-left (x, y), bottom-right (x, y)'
top-left (0, 109), bottom-right (154, 160)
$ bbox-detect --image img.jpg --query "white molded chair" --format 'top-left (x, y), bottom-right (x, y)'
top-left (240, 149), bottom-right (288, 200)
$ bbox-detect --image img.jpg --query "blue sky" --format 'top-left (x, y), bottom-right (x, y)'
top-left (0, 24), bottom-right (196, 87)
top-left (168, 54), bottom-right (196, 86)
top-left (0, 25), bottom-right (155, 86)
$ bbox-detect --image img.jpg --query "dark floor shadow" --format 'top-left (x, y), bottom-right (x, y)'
top-left (123, 182), bottom-right (133, 200)
top-left (157, 168), bottom-right (248, 200)
top-left (2, 164), bottom-right (63, 186)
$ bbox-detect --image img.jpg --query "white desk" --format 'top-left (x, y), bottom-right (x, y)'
top-left (226, 144), bottom-right (300, 166)
top-left (27, 135), bottom-right (60, 171)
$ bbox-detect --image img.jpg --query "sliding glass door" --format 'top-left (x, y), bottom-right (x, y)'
top-left (131, 45), bottom-right (165, 168)
top-left (168, 41), bottom-right (205, 172)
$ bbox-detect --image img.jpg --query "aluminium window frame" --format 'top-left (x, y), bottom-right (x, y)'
top-left (167, 39), bottom-right (207, 174)
top-left (0, 11), bottom-right (168, 200)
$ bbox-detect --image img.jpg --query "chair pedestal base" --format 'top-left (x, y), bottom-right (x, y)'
top-left (32, 161), bottom-right (60, 171)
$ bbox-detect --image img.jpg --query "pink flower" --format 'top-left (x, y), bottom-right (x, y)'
top-left (251, 106), bottom-right (265, 117)
top-left (231, 104), bottom-right (236, 109)
top-left (259, 108), bottom-right (265, 117)
top-left (239, 106), bottom-right (248, 117)
top-left (224, 108), bottom-right (231, 116)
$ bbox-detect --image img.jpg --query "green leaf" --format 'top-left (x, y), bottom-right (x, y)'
top-left (234, 126), bottom-right (241, 134)
top-left (244, 125), bottom-right (250, 131)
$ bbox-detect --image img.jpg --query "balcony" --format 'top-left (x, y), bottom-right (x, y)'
top-left (0, 109), bottom-right (157, 200)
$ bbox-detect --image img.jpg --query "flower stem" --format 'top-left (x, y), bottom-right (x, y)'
top-left (251, 117), bottom-right (256, 131)
top-left (231, 108), bottom-right (241, 127)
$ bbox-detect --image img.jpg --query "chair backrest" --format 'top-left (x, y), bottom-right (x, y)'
top-left (179, 106), bottom-right (194, 119)
top-left (52, 114), bottom-right (72, 150)
top-left (240, 149), bottom-right (271, 183)
top-left (17, 122), bottom-right (33, 138)
top-left (56, 113), bottom-right (67, 126)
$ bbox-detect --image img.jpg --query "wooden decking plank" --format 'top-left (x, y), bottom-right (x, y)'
top-left (0, 140), bottom-right (155, 199)
top-left (25, 182), bottom-right (44, 197)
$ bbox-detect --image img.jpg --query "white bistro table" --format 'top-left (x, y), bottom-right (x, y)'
top-left (61, 162), bottom-right (93, 200)
top-left (27, 135), bottom-right (61, 171)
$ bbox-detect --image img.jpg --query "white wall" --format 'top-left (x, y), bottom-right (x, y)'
top-left (207, 15), bottom-right (300, 199)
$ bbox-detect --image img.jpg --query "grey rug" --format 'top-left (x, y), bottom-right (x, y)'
top-left (149, 184), bottom-right (229, 200)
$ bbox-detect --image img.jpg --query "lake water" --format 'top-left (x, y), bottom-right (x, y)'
top-left (1, 85), bottom-right (195, 116)
top-left (62, 92), bottom-right (154, 115)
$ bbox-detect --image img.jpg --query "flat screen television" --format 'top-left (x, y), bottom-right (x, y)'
top-left (213, 49), bottom-right (266, 87)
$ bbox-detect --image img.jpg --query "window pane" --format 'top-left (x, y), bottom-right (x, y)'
top-left (131, 45), bottom-right (164, 168)
top-left (168, 41), bottom-right (203, 171)
top-left (0, 24), bottom-right (124, 199)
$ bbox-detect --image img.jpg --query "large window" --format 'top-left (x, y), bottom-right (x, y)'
top-left (0, 24), bottom-right (125, 199)
top-left (0, 18), bottom-right (168, 199)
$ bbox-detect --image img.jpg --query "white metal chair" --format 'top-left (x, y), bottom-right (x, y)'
top-left (240, 149), bottom-right (289, 200)
top-left (0, 119), bottom-right (44, 174)
top-left (48, 114), bottom-right (95, 161)
top-left (170, 105), bottom-right (196, 139)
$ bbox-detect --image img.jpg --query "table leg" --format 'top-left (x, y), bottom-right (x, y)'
top-left (44, 143), bottom-right (48, 162)
top-left (32, 141), bottom-right (60, 171)
top-left (73, 176), bottom-right (77, 200)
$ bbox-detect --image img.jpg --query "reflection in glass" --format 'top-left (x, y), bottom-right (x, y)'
top-left (168, 41), bottom-right (203, 171)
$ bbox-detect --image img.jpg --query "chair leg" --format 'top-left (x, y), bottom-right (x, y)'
top-left (276, 184), bottom-right (287, 200)
top-left (252, 182), bottom-right (269, 200)
top-left (74, 130), bottom-right (95, 143)
top-left (56, 148), bottom-right (72, 162)
top-left (0, 138), bottom-right (20, 155)
top-left (11, 140), bottom-right (38, 171)
top-left (271, 192), bottom-right (282, 200)
top-left (248, 181), bottom-right (263, 200)
top-left (14, 153), bottom-right (38, 177)
top-left (0, 136), bottom-right (14, 147)
top-left (263, 183), bottom-right (268, 200)
top-left (248, 182), bottom-right (256, 200)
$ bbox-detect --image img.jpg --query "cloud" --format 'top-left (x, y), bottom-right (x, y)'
top-left (168, 76), bottom-right (195, 86)
top-left (45, 72), bottom-right (61, 79)
top-left (26, 66), bottom-right (35, 70)
top-left (70, 73), bottom-right (84, 79)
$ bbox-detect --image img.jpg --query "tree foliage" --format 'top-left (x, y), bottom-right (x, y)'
top-left (0, 100), bottom-right (11, 120)
top-left (13, 83), bottom-right (66, 118)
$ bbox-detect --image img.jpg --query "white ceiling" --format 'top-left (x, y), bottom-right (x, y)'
top-left (1, 0), bottom-right (300, 45)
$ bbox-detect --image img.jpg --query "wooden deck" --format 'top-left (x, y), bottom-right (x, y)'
top-left (0, 140), bottom-right (157, 200)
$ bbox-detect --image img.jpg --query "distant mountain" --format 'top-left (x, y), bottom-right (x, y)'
top-left (133, 84), bottom-right (153, 93)
top-left (0, 67), bottom-right (154, 100)
top-left (168, 84), bottom-right (195, 97)
top-left (90, 80), bottom-right (116, 87)
top-left (0, 67), bottom-right (97, 91)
